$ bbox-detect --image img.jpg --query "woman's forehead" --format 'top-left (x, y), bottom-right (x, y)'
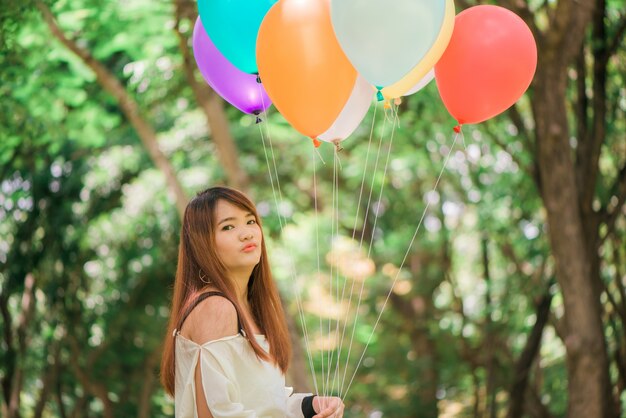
top-left (215, 200), bottom-right (253, 218)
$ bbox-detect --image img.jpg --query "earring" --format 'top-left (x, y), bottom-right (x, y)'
top-left (199, 269), bottom-right (211, 284)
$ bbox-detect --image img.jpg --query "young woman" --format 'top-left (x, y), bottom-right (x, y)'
top-left (160, 187), bottom-right (344, 418)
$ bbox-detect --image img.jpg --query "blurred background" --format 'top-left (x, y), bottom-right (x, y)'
top-left (1, 0), bottom-right (625, 417)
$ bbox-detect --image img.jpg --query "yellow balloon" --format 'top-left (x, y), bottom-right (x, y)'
top-left (382, 0), bottom-right (455, 99)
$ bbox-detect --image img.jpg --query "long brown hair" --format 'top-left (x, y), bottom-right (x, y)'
top-left (160, 186), bottom-right (292, 396)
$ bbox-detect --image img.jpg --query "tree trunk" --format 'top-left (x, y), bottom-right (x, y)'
top-left (534, 73), bottom-right (611, 418)
top-left (533, 42), bottom-right (611, 418)
top-left (522, 0), bottom-right (612, 415)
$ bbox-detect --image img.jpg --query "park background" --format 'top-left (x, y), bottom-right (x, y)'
top-left (1, 0), bottom-right (625, 417)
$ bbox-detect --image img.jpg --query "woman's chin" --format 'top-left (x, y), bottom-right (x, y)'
top-left (239, 257), bottom-right (261, 269)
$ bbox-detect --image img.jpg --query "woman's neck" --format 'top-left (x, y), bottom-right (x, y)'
top-left (229, 268), bottom-right (252, 304)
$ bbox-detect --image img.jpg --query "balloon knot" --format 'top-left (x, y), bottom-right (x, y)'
top-left (394, 98), bottom-right (402, 106)
top-left (376, 90), bottom-right (384, 102)
top-left (312, 138), bottom-right (321, 148)
top-left (453, 125), bottom-right (462, 133)
top-left (256, 75), bottom-right (261, 84)
top-left (255, 116), bottom-right (262, 124)
top-left (384, 101), bottom-right (391, 110)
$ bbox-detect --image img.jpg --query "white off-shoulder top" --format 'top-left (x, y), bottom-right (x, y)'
top-left (174, 293), bottom-right (309, 418)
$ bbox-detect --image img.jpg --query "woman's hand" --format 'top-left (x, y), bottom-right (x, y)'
top-left (312, 396), bottom-right (344, 418)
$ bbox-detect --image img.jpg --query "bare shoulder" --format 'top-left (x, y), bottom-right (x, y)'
top-left (181, 295), bottom-right (240, 345)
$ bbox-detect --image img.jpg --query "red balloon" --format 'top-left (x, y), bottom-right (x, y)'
top-left (434, 5), bottom-right (537, 125)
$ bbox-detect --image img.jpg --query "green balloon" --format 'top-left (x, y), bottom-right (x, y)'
top-left (198, 0), bottom-right (277, 74)
top-left (331, 0), bottom-right (447, 87)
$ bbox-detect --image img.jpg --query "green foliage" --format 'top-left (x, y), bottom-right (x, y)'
top-left (1, 0), bottom-right (625, 417)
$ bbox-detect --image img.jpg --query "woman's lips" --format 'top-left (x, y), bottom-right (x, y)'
top-left (242, 244), bottom-right (257, 252)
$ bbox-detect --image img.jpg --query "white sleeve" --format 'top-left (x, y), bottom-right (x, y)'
top-left (198, 348), bottom-right (258, 418)
top-left (284, 387), bottom-right (312, 418)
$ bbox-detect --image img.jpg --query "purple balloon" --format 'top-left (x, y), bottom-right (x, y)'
top-left (193, 18), bottom-right (272, 115)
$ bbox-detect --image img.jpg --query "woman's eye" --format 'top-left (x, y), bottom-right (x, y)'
top-left (222, 225), bottom-right (234, 231)
top-left (247, 219), bottom-right (256, 225)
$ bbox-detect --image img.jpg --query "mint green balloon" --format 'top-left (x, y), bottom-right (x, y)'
top-left (331, 0), bottom-right (447, 87)
top-left (198, 0), bottom-right (277, 74)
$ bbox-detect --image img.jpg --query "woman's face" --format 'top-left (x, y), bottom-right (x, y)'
top-left (213, 200), bottom-right (262, 273)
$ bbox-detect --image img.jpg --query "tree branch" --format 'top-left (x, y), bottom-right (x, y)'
top-left (506, 104), bottom-right (535, 155)
top-left (607, 12), bottom-right (626, 57)
top-left (34, 342), bottom-right (61, 418)
top-left (55, 374), bottom-right (69, 418)
top-left (0, 292), bottom-right (14, 418)
top-left (611, 333), bottom-right (626, 417)
top-left (499, 0), bottom-right (542, 44)
top-left (602, 280), bottom-right (626, 329)
top-left (525, 383), bottom-right (554, 418)
top-left (137, 346), bottom-right (161, 418)
top-left (67, 335), bottom-right (114, 418)
top-left (507, 288), bottom-right (553, 418)
top-left (574, 49), bottom-right (589, 156)
top-left (601, 162), bottom-right (626, 243)
top-left (577, 0), bottom-right (608, 221)
top-left (537, 0), bottom-right (595, 71)
top-left (548, 310), bottom-right (567, 344)
top-left (36, 1), bottom-right (188, 218)
top-left (0, 293), bottom-right (15, 406)
top-left (481, 122), bottom-right (535, 185)
top-left (173, 0), bottom-right (249, 192)
top-left (5, 273), bottom-right (37, 417)
top-left (610, 235), bottom-right (626, 321)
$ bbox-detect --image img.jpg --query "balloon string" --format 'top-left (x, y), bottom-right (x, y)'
top-left (256, 84), bottom-right (319, 396)
top-left (338, 101), bottom-right (391, 395)
top-left (325, 103), bottom-right (378, 394)
top-left (333, 142), bottom-right (344, 171)
top-left (324, 146), bottom-right (339, 398)
top-left (393, 99), bottom-right (402, 129)
top-left (328, 147), bottom-right (342, 395)
top-left (327, 145), bottom-right (350, 396)
top-left (313, 143), bottom-right (326, 165)
top-left (341, 128), bottom-right (460, 400)
top-left (339, 101), bottom-right (398, 397)
top-left (350, 103), bottom-right (378, 245)
top-left (311, 146), bottom-right (326, 400)
top-left (453, 124), bottom-right (466, 149)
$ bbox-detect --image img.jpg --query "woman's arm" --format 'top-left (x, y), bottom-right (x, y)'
top-left (195, 360), bottom-right (214, 418)
top-left (285, 392), bottom-right (344, 418)
top-left (184, 296), bottom-right (258, 418)
top-left (284, 388), bottom-right (309, 417)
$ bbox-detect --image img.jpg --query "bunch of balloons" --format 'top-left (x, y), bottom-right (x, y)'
top-left (192, 0), bottom-right (537, 143)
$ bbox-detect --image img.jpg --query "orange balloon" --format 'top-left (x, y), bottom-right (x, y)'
top-left (256, 0), bottom-right (357, 138)
top-left (434, 5), bottom-right (537, 125)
